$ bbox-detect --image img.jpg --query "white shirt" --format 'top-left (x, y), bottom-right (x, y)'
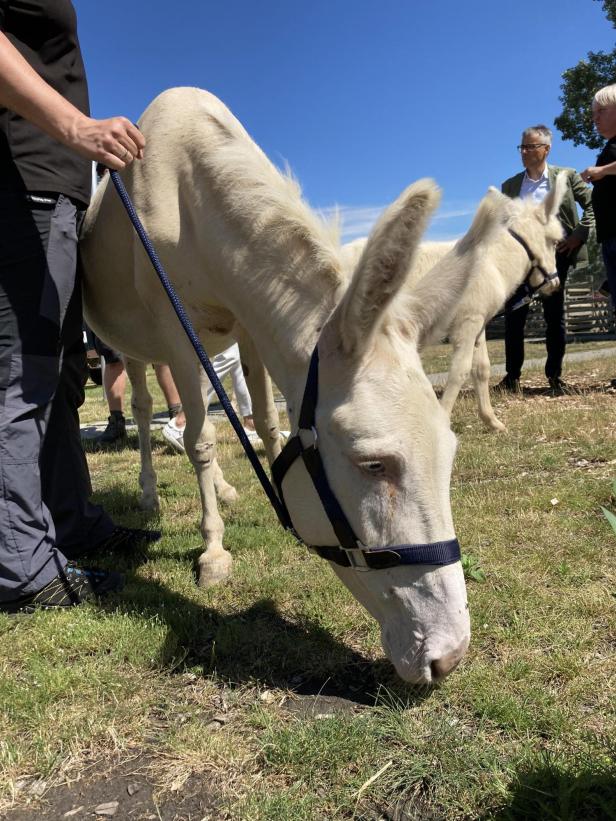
top-left (519, 164), bottom-right (550, 203)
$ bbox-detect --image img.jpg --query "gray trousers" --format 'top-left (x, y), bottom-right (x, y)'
top-left (0, 192), bottom-right (113, 602)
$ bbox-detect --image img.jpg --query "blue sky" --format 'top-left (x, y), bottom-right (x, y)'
top-left (75, 0), bottom-right (614, 242)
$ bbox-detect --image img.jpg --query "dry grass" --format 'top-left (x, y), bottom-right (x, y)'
top-left (1, 346), bottom-right (615, 819)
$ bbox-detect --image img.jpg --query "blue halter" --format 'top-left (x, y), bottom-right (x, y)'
top-left (109, 169), bottom-right (461, 573)
top-left (271, 348), bottom-right (461, 571)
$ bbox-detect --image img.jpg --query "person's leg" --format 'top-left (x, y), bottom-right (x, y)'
top-left (204, 343), bottom-right (255, 429)
top-left (602, 237), bottom-right (616, 310)
top-left (40, 207), bottom-right (116, 552)
top-left (0, 194), bottom-right (69, 602)
top-left (227, 346), bottom-right (256, 428)
top-left (543, 253), bottom-right (570, 381)
top-left (102, 359), bottom-right (126, 414)
top-left (503, 300), bottom-right (530, 382)
top-left (154, 363), bottom-right (186, 427)
top-left (94, 356), bottom-right (127, 445)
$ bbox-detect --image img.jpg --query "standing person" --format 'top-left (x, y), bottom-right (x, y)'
top-left (581, 84), bottom-right (616, 388)
top-left (161, 343), bottom-right (265, 453)
top-left (497, 125), bottom-right (594, 395)
top-left (0, 1), bottom-right (155, 614)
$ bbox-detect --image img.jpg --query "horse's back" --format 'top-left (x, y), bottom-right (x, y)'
top-left (80, 88), bottom-right (240, 361)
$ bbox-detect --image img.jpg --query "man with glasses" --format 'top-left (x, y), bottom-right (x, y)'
top-left (497, 125), bottom-right (594, 395)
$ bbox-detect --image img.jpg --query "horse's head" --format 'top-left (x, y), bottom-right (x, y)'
top-left (505, 172), bottom-right (567, 298)
top-left (279, 180), bottom-right (471, 684)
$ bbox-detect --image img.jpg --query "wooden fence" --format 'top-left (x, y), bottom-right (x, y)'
top-left (486, 273), bottom-right (616, 341)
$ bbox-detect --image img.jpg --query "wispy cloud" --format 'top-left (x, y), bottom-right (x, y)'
top-left (320, 201), bottom-right (478, 244)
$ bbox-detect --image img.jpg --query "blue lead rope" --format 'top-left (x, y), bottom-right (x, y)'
top-left (108, 170), bottom-right (292, 530)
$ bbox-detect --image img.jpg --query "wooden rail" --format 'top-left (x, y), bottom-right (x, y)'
top-left (486, 274), bottom-right (616, 341)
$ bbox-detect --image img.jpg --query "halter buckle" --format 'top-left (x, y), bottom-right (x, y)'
top-left (342, 543), bottom-right (371, 571)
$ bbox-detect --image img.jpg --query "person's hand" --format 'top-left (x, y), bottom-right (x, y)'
top-left (556, 236), bottom-right (582, 256)
top-left (580, 166), bottom-right (605, 183)
top-left (67, 115), bottom-right (145, 169)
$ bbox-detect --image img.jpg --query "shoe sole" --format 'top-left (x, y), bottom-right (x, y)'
top-left (1, 577), bottom-right (124, 615)
top-left (162, 429), bottom-right (185, 454)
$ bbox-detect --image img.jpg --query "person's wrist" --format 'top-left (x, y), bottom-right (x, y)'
top-left (64, 111), bottom-right (92, 151)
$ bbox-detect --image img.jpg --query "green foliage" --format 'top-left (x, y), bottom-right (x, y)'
top-left (554, 1), bottom-right (616, 148)
top-left (597, 0), bottom-right (616, 27)
top-left (461, 552), bottom-right (486, 583)
top-left (555, 51), bottom-right (616, 149)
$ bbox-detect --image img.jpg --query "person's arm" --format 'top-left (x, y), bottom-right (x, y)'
top-left (0, 31), bottom-right (144, 169)
top-left (580, 161), bottom-right (616, 183)
top-left (558, 170), bottom-right (594, 253)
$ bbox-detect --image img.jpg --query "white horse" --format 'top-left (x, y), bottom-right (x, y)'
top-left (343, 179), bottom-right (566, 431)
top-left (81, 87), bottom-right (472, 684)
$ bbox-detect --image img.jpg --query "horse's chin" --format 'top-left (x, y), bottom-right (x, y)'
top-left (381, 625), bottom-right (470, 685)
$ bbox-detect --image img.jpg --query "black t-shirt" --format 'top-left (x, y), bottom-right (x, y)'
top-left (592, 137), bottom-right (616, 244)
top-left (0, 0), bottom-right (91, 205)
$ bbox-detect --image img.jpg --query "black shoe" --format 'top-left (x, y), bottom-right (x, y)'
top-left (548, 377), bottom-right (577, 396)
top-left (495, 375), bottom-right (521, 394)
top-left (98, 412), bottom-right (127, 445)
top-left (61, 525), bottom-right (162, 560)
top-left (0, 564), bottom-right (124, 615)
top-left (610, 378), bottom-right (616, 389)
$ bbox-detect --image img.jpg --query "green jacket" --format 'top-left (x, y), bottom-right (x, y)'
top-left (501, 165), bottom-right (594, 265)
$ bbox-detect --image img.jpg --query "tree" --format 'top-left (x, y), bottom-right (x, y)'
top-left (554, 0), bottom-right (616, 148)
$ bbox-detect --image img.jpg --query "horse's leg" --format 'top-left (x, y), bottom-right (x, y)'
top-left (236, 329), bottom-right (283, 465)
top-left (440, 319), bottom-right (483, 418)
top-left (170, 353), bottom-right (232, 588)
top-left (124, 357), bottom-right (159, 510)
top-left (198, 366), bottom-right (238, 505)
top-left (471, 329), bottom-right (506, 432)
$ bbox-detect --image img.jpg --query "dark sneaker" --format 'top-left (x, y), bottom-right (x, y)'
top-left (98, 412), bottom-right (127, 445)
top-left (495, 375), bottom-right (521, 394)
top-left (0, 564), bottom-right (124, 615)
top-left (61, 525), bottom-right (162, 560)
top-left (548, 377), bottom-right (577, 396)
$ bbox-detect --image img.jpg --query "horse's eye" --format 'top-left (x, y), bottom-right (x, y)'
top-left (361, 460), bottom-right (386, 476)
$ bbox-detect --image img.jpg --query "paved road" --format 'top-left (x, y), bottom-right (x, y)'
top-left (81, 346), bottom-right (616, 438)
top-left (427, 345), bottom-right (616, 386)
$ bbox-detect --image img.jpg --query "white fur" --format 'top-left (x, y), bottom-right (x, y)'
top-left (344, 177), bottom-right (566, 431)
top-left (80, 88), bottom-right (471, 684)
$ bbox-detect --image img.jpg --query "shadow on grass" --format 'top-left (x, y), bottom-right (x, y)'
top-left (106, 576), bottom-right (431, 708)
top-left (82, 431), bottom-right (142, 454)
top-left (483, 749), bottom-right (616, 821)
top-left (87, 486), bottom-right (164, 526)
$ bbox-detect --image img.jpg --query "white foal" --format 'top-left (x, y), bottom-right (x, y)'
top-left (81, 87), bottom-right (472, 684)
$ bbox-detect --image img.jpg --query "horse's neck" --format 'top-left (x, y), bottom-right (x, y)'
top-left (210, 236), bottom-right (345, 401)
top-left (490, 225), bottom-right (530, 290)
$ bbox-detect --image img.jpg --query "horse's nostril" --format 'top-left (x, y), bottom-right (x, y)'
top-left (430, 646), bottom-right (465, 680)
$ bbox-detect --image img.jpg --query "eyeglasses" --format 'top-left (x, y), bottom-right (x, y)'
top-left (517, 143), bottom-right (548, 151)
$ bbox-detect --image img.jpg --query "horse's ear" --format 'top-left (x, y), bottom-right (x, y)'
top-left (404, 189), bottom-right (505, 346)
top-left (486, 186), bottom-right (513, 211)
top-left (543, 172), bottom-right (567, 221)
top-left (325, 179), bottom-right (440, 358)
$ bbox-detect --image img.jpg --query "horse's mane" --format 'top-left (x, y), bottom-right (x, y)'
top-left (167, 88), bottom-right (344, 287)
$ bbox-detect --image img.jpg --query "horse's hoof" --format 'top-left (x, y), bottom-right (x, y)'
top-left (488, 419), bottom-right (507, 433)
top-left (197, 551), bottom-right (233, 588)
top-left (218, 485), bottom-right (239, 506)
top-left (139, 494), bottom-right (160, 511)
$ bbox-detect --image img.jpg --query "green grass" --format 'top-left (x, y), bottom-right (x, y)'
top-left (1, 346), bottom-right (615, 819)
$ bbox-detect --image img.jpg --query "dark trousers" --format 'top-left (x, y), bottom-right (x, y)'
top-left (504, 251), bottom-right (571, 381)
top-left (602, 237), bottom-right (616, 307)
top-left (0, 192), bottom-right (113, 602)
